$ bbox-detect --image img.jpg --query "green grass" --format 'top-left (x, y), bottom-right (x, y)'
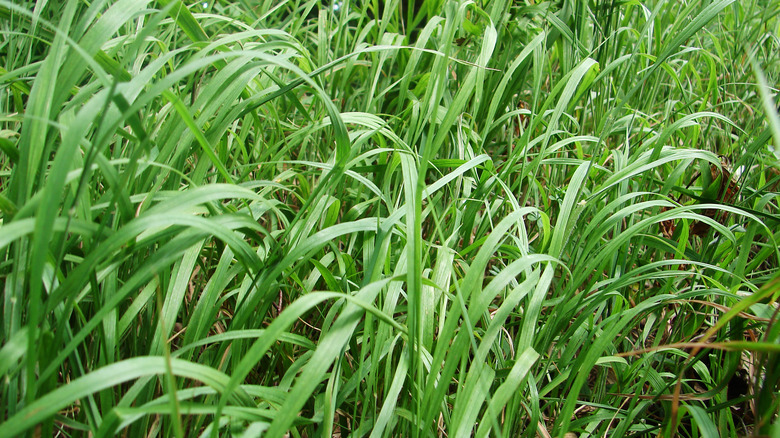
top-left (1, 0), bottom-right (779, 436)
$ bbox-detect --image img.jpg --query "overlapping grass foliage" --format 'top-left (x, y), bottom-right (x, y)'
top-left (1, 0), bottom-right (779, 436)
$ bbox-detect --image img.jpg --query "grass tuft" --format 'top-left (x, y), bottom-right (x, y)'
top-left (1, 0), bottom-right (779, 436)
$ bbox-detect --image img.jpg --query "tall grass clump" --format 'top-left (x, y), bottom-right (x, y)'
top-left (1, 0), bottom-right (779, 436)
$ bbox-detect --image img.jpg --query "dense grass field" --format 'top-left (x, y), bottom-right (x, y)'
top-left (1, 0), bottom-right (779, 436)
